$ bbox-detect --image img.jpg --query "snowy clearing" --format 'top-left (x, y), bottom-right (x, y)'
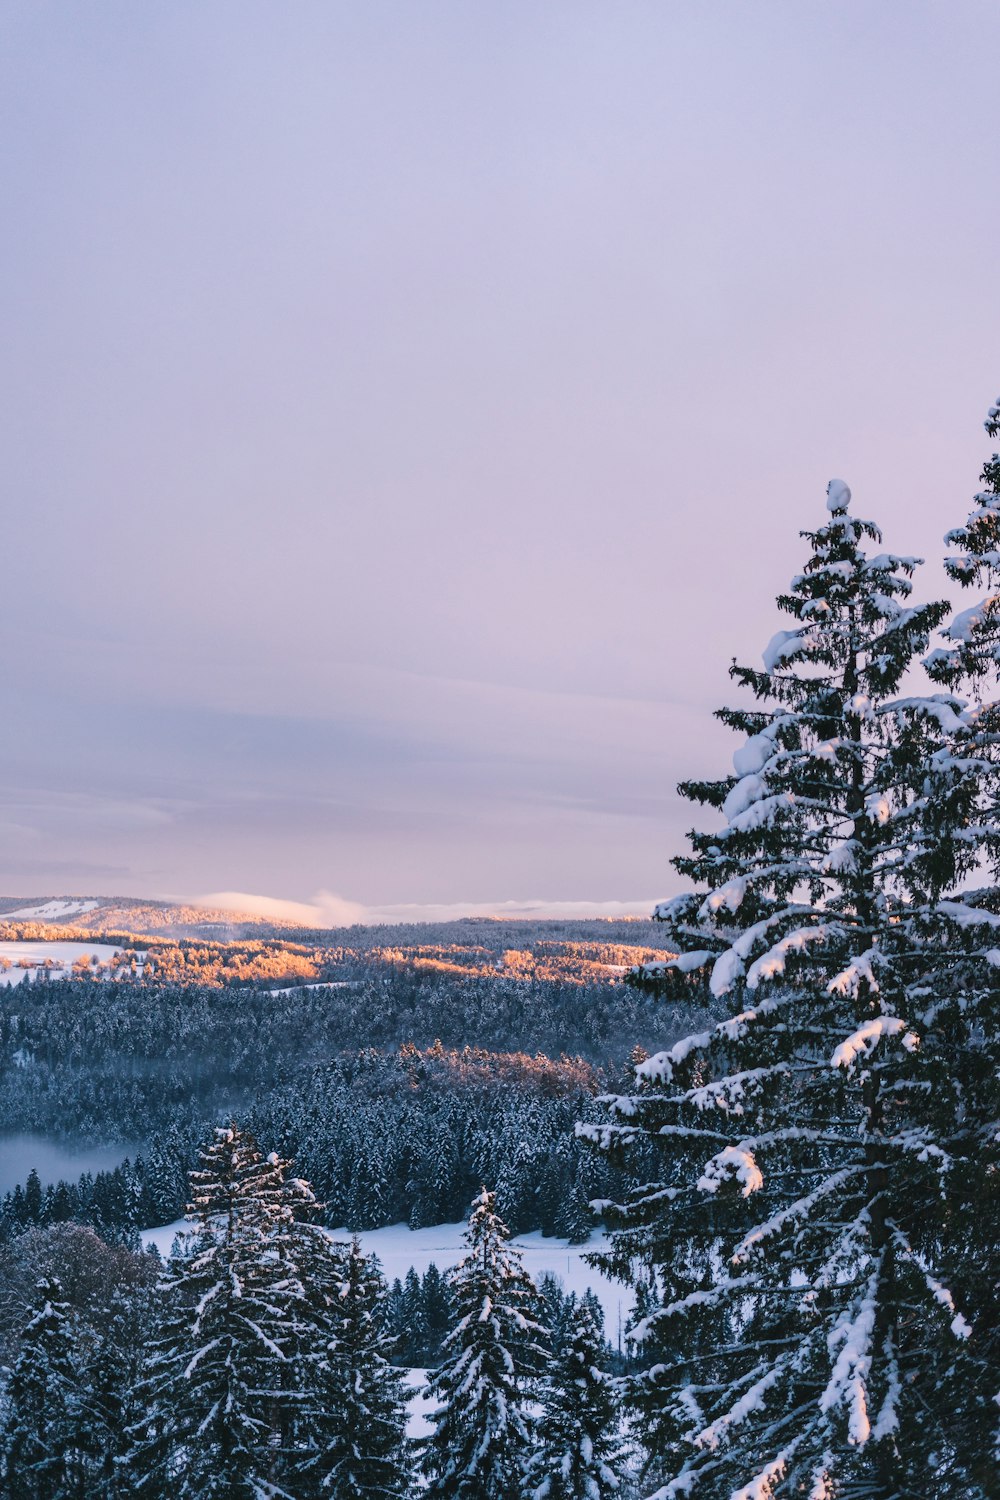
top-left (0, 940), bottom-right (123, 986)
top-left (141, 1217), bottom-right (634, 1343)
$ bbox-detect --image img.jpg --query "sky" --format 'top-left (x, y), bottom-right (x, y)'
top-left (2, 2), bottom-right (999, 918)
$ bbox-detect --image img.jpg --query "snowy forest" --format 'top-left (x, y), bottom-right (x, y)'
top-left (2, 402), bottom-right (1000, 1497)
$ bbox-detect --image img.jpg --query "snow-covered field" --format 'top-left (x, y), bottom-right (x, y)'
top-left (141, 1218), bottom-right (633, 1342)
top-left (0, 940), bottom-right (123, 986)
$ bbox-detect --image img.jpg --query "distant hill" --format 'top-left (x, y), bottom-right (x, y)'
top-left (0, 895), bottom-right (304, 938)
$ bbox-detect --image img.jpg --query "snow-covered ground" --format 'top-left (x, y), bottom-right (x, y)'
top-left (402, 1369), bottom-right (434, 1441)
top-left (0, 899), bottom-right (99, 920)
top-left (141, 1218), bottom-right (634, 1344)
top-left (0, 940), bottom-right (123, 986)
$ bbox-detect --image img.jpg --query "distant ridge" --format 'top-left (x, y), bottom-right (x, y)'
top-left (0, 894), bottom-right (304, 937)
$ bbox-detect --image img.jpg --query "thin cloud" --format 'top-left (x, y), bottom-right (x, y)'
top-left (192, 890), bottom-right (657, 927)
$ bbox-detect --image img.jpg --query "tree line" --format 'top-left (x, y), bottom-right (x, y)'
top-left (1, 1045), bottom-right (649, 1246)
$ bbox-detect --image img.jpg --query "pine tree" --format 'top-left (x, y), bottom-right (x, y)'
top-left (527, 1295), bottom-right (627, 1500)
top-left (923, 398), bottom-right (1000, 1480)
top-left (421, 1187), bottom-right (549, 1499)
top-left (80, 1280), bottom-right (156, 1498)
top-left (584, 478), bottom-right (1000, 1497)
top-left (926, 397), bottom-right (1000, 687)
top-left (421, 1262), bottom-right (453, 1367)
top-left (129, 1125), bottom-right (311, 1498)
top-left (402, 1265), bottom-right (429, 1363)
top-left (24, 1168), bottom-right (42, 1225)
top-left (0, 1278), bottom-right (85, 1499)
top-left (300, 1236), bottom-right (410, 1498)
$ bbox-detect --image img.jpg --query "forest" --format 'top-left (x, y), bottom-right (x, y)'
top-left (0, 922), bottom-right (712, 1241)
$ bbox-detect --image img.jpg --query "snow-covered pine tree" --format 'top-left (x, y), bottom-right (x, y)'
top-left (527, 1293), bottom-right (628, 1500)
top-left (298, 1235), bottom-right (410, 1498)
top-left (421, 1187), bottom-right (549, 1499)
top-left (0, 1278), bottom-right (85, 1499)
top-left (80, 1278), bottom-right (158, 1497)
top-left (583, 478), bottom-right (1000, 1497)
top-left (923, 398), bottom-right (1000, 1475)
top-left (129, 1125), bottom-right (311, 1498)
top-left (926, 397), bottom-right (1000, 688)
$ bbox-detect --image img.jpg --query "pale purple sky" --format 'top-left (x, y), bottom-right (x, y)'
top-left (2, 3), bottom-right (999, 917)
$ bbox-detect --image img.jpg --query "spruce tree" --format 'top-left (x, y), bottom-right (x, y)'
top-left (584, 478), bottom-right (1000, 1496)
top-left (923, 397), bottom-right (1000, 1479)
top-left (926, 396), bottom-right (1000, 687)
top-left (527, 1294), bottom-right (627, 1500)
top-left (300, 1235), bottom-right (410, 1498)
top-left (77, 1278), bottom-right (159, 1498)
top-left (0, 1278), bottom-right (85, 1499)
top-left (421, 1187), bottom-right (549, 1499)
top-left (422, 1262), bottom-right (453, 1367)
top-left (129, 1125), bottom-right (310, 1498)
top-left (402, 1265), bottom-right (429, 1363)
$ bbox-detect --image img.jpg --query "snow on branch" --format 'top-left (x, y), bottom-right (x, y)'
top-left (826, 947), bottom-right (879, 999)
top-left (890, 1226), bottom-right (973, 1339)
top-left (730, 1441), bottom-right (803, 1500)
top-left (829, 1016), bottom-right (909, 1071)
top-left (746, 926), bottom-right (829, 989)
top-left (700, 878), bottom-right (748, 917)
top-left (762, 631), bottom-right (803, 674)
top-left (712, 949), bottom-right (747, 997)
top-left (723, 792), bottom-right (796, 837)
top-left (632, 1275), bottom-right (763, 1338)
top-left (733, 729), bottom-right (778, 777)
top-left (880, 694), bottom-right (970, 733)
top-left (665, 949), bottom-right (716, 974)
top-left (731, 1169), bottom-right (859, 1265)
top-left (947, 594), bottom-right (1000, 642)
top-left (683, 1063), bottom-right (792, 1116)
top-left (694, 1358), bottom-right (789, 1453)
top-left (697, 1145), bottom-right (764, 1198)
top-left (819, 1263), bottom-right (880, 1445)
top-left (636, 992), bottom-right (798, 1082)
top-left (922, 1274), bottom-right (973, 1340)
top-left (936, 900), bottom-right (1000, 929)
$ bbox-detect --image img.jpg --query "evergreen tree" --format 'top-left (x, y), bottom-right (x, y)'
top-left (80, 1280), bottom-right (157, 1498)
top-left (585, 478), bottom-right (1000, 1496)
top-left (0, 1278), bottom-right (84, 1499)
top-left (422, 1187), bottom-right (548, 1499)
top-left (923, 397), bottom-right (1000, 1478)
top-left (926, 396), bottom-right (1000, 687)
top-left (527, 1295), bottom-right (627, 1500)
top-left (24, 1168), bottom-right (42, 1225)
top-left (300, 1236), bottom-right (410, 1498)
top-left (422, 1262), bottom-right (452, 1367)
top-left (129, 1125), bottom-right (310, 1498)
top-left (401, 1265), bottom-right (428, 1362)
